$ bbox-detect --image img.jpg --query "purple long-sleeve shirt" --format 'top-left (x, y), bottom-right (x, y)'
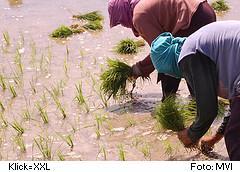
top-left (179, 21), bottom-right (240, 99)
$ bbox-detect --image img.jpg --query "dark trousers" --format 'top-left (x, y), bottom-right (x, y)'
top-left (225, 97), bottom-right (240, 160)
top-left (159, 1), bottom-right (216, 101)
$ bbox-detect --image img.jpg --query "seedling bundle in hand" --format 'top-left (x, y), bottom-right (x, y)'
top-left (100, 59), bottom-right (134, 100)
top-left (154, 97), bottom-right (227, 132)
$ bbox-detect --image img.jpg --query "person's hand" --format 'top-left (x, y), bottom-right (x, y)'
top-left (131, 64), bottom-right (142, 79)
top-left (200, 133), bottom-right (223, 153)
top-left (177, 128), bottom-right (196, 148)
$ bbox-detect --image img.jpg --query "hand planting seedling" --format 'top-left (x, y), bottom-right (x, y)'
top-left (100, 59), bottom-right (135, 100)
top-left (115, 38), bottom-right (145, 54)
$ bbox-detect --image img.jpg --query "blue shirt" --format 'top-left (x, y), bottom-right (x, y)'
top-left (179, 21), bottom-right (240, 99)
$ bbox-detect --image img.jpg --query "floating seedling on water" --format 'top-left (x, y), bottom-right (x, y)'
top-left (83, 20), bottom-right (103, 31)
top-left (115, 39), bottom-right (145, 55)
top-left (14, 135), bottom-right (26, 153)
top-left (34, 136), bottom-right (52, 160)
top-left (69, 24), bottom-right (85, 34)
top-left (10, 120), bottom-right (24, 135)
top-left (73, 11), bottom-right (103, 21)
top-left (51, 25), bottom-right (73, 38)
top-left (100, 59), bottom-right (134, 100)
top-left (211, 0), bottom-right (229, 13)
top-left (75, 83), bottom-right (89, 113)
top-left (115, 39), bottom-right (138, 54)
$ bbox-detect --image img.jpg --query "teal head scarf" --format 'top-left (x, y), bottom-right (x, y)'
top-left (150, 32), bottom-right (186, 78)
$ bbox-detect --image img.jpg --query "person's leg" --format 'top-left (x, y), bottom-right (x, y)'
top-left (158, 73), bottom-right (181, 101)
top-left (224, 97), bottom-right (240, 160)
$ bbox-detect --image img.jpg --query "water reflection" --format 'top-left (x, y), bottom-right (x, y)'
top-left (8, 0), bottom-right (22, 7)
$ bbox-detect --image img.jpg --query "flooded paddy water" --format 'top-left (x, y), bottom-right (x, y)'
top-left (0, 0), bottom-right (239, 160)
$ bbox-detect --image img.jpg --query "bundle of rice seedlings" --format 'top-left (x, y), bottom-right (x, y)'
top-left (69, 24), bottom-right (85, 34)
top-left (116, 39), bottom-right (138, 54)
top-left (83, 20), bottom-right (103, 31)
top-left (51, 25), bottom-right (73, 38)
top-left (73, 11), bottom-right (103, 21)
top-left (211, 0), bottom-right (229, 13)
top-left (154, 96), bottom-right (185, 131)
top-left (100, 59), bottom-right (133, 100)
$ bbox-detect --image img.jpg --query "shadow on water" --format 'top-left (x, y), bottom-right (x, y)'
top-left (106, 93), bottom-right (162, 114)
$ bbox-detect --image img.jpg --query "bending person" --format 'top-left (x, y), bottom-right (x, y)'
top-left (150, 21), bottom-right (240, 160)
top-left (108, 0), bottom-right (216, 100)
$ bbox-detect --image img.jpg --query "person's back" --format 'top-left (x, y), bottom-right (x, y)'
top-left (179, 21), bottom-right (240, 99)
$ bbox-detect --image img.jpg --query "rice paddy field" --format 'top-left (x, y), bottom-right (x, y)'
top-left (0, 0), bottom-right (239, 161)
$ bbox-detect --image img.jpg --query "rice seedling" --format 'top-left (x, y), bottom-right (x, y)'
top-left (3, 31), bottom-right (10, 46)
top-left (0, 101), bottom-right (5, 112)
top-left (14, 135), bottom-right (26, 153)
top-left (163, 140), bottom-right (174, 157)
top-left (9, 84), bottom-right (17, 98)
top-left (29, 77), bottom-right (36, 94)
top-left (15, 49), bottom-right (23, 75)
top-left (127, 116), bottom-right (136, 127)
top-left (69, 24), bottom-right (85, 34)
top-left (59, 134), bottom-right (74, 150)
top-left (34, 136), bottom-right (52, 160)
top-left (118, 144), bottom-right (126, 161)
top-left (63, 57), bottom-right (68, 77)
top-left (10, 120), bottom-right (24, 135)
top-left (97, 145), bottom-right (107, 160)
top-left (36, 103), bottom-right (49, 124)
top-left (0, 113), bottom-right (8, 127)
top-left (75, 83), bottom-right (89, 113)
top-left (73, 11), bottom-right (103, 21)
top-left (132, 136), bottom-right (142, 147)
top-left (140, 143), bottom-right (151, 160)
top-left (0, 74), bottom-right (7, 90)
top-left (100, 58), bottom-right (134, 100)
top-left (22, 109), bottom-right (31, 121)
top-left (83, 20), bottom-right (103, 31)
top-left (30, 41), bottom-right (37, 66)
top-left (95, 129), bottom-right (101, 140)
top-left (154, 96), bottom-right (185, 131)
top-left (91, 75), bottom-right (108, 108)
top-left (211, 0), bottom-right (229, 13)
top-left (115, 39), bottom-right (138, 54)
top-left (57, 150), bottom-right (65, 161)
top-left (51, 25), bottom-right (73, 38)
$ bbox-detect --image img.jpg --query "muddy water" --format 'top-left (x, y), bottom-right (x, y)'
top-left (0, 0), bottom-right (238, 160)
